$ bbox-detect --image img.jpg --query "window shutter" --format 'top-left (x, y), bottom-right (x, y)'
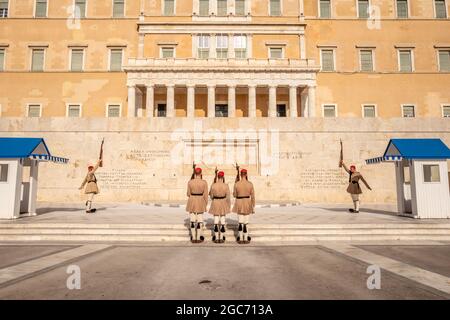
top-left (68, 105), bottom-right (81, 117)
top-left (364, 106), bottom-right (376, 117)
top-left (113, 0), bottom-right (125, 17)
top-left (28, 105), bottom-right (41, 117)
top-left (403, 105), bottom-right (415, 117)
top-left (435, 0), bottom-right (447, 18)
top-left (199, 0), bottom-right (209, 16)
top-left (320, 0), bottom-right (331, 18)
top-left (270, 48), bottom-right (282, 59)
top-left (235, 0), bottom-right (245, 16)
top-left (217, 0), bottom-right (227, 16)
top-left (35, 0), bottom-right (47, 17)
top-left (360, 50), bottom-right (373, 71)
top-left (110, 49), bottom-right (123, 71)
top-left (75, 0), bottom-right (86, 18)
top-left (161, 47), bottom-right (174, 58)
top-left (321, 50), bottom-right (334, 71)
top-left (397, 0), bottom-right (408, 18)
top-left (0, 49), bottom-right (4, 71)
top-left (270, 0), bottom-right (281, 16)
top-left (32, 49), bottom-right (44, 71)
top-left (439, 50), bottom-right (450, 71)
top-left (164, 0), bottom-right (175, 16)
top-left (358, 0), bottom-right (369, 18)
top-left (399, 50), bottom-right (412, 72)
top-left (443, 106), bottom-right (450, 117)
top-left (323, 105), bottom-right (336, 117)
top-left (71, 49), bottom-right (83, 71)
top-left (0, 0), bottom-right (8, 18)
top-left (108, 105), bottom-right (120, 117)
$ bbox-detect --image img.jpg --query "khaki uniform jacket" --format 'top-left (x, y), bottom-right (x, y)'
top-left (208, 181), bottom-right (231, 216)
top-left (232, 179), bottom-right (255, 215)
top-left (80, 164), bottom-right (100, 194)
top-left (343, 164), bottom-right (370, 195)
top-left (186, 177), bottom-right (208, 213)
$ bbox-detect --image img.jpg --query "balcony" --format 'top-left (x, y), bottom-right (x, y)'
top-left (124, 58), bottom-right (319, 72)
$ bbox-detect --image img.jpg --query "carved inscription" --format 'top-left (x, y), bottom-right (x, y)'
top-left (299, 169), bottom-right (348, 189)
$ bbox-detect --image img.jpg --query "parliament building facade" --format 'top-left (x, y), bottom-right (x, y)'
top-left (0, 0), bottom-right (449, 119)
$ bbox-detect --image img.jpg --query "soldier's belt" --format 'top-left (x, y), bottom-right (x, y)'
top-left (236, 196), bottom-right (250, 199)
top-left (213, 196), bottom-right (226, 199)
top-left (191, 193), bottom-right (204, 196)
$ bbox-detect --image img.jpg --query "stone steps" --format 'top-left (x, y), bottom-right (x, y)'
top-left (0, 223), bottom-right (449, 242)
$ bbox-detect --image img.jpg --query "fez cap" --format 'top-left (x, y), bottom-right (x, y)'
top-left (218, 171), bottom-right (224, 177)
top-left (350, 165), bottom-right (356, 170)
top-left (240, 169), bottom-right (247, 174)
top-left (195, 167), bottom-right (202, 174)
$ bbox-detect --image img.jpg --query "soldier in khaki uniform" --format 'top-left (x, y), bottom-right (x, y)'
top-left (79, 159), bottom-right (101, 213)
top-left (232, 168), bottom-right (255, 244)
top-left (208, 171), bottom-right (231, 243)
top-left (186, 167), bottom-right (209, 243)
top-left (340, 161), bottom-right (372, 213)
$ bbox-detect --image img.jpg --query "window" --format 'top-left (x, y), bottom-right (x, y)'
top-left (360, 49), bottom-right (374, 71)
top-left (442, 105), bottom-right (450, 117)
top-left (157, 104), bottom-right (167, 117)
top-left (217, 0), bottom-right (227, 16)
top-left (363, 105), bottom-right (376, 117)
top-left (215, 104), bottom-right (228, 117)
top-left (321, 49), bottom-right (335, 71)
top-left (398, 49), bottom-right (413, 72)
top-left (0, 0), bottom-right (8, 18)
top-left (0, 164), bottom-right (8, 182)
top-left (199, 0), bottom-right (209, 16)
top-left (235, 0), bottom-right (245, 16)
top-left (113, 0), bottom-right (125, 17)
top-left (107, 104), bottom-right (121, 117)
top-left (319, 0), bottom-right (331, 18)
top-left (276, 104), bottom-right (286, 117)
top-left (70, 49), bottom-right (84, 71)
top-left (67, 104), bottom-right (81, 117)
top-left (164, 0), bottom-right (175, 16)
top-left (28, 104), bottom-right (42, 117)
top-left (396, 0), bottom-right (408, 18)
top-left (161, 47), bottom-right (175, 58)
top-left (269, 47), bottom-right (283, 59)
top-left (75, 0), bottom-right (86, 18)
top-left (216, 34), bottom-right (228, 59)
top-left (438, 50), bottom-right (450, 72)
top-left (323, 105), bottom-right (337, 117)
top-left (402, 105), bottom-right (415, 117)
top-left (109, 49), bottom-right (123, 71)
top-left (198, 35), bottom-right (210, 59)
top-left (35, 0), bottom-right (48, 18)
top-left (31, 48), bottom-right (45, 72)
top-left (234, 35), bottom-right (247, 58)
top-left (435, 0), bottom-right (447, 18)
top-left (358, 0), bottom-right (369, 18)
top-left (0, 49), bottom-right (4, 71)
top-left (423, 165), bottom-right (440, 183)
top-left (270, 0), bottom-right (281, 16)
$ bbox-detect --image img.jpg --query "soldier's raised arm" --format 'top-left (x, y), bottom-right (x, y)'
top-left (91, 159), bottom-right (101, 173)
top-left (341, 161), bottom-right (350, 174)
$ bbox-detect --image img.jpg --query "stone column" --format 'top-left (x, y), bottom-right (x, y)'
top-left (289, 85), bottom-right (298, 118)
top-left (146, 85), bottom-right (154, 118)
top-left (228, 85), bottom-right (236, 117)
top-left (167, 84), bottom-right (175, 117)
top-left (299, 33), bottom-right (306, 59)
top-left (207, 85), bottom-right (216, 117)
top-left (268, 85), bottom-right (277, 117)
top-left (300, 87), bottom-right (309, 117)
top-left (187, 85), bottom-right (196, 118)
top-left (248, 85), bottom-right (257, 118)
top-left (127, 85), bottom-right (136, 118)
top-left (307, 85), bottom-right (316, 118)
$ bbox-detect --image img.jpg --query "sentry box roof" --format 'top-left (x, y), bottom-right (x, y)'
top-left (0, 137), bottom-right (69, 164)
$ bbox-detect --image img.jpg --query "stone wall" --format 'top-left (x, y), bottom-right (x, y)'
top-left (0, 118), bottom-right (449, 203)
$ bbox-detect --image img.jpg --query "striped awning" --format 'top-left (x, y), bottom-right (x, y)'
top-left (30, 154), bottom-right (69, 164)
top-left (365, 156), bottom-right (402, 165)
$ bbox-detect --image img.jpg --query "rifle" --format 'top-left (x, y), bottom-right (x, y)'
top-left (339, 139), bottom-right (343, 168)
top-left (214, 167), bottom-right (218, 183)
top-left (235, 163), bottom-right (240, 183)
top-left (190, 162), bottom-right (196, 180)
top-left (99, 138), bottom-right (105, 168)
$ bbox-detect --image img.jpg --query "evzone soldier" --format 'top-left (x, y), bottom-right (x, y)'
top-left (186, 165), bottom-right (208, 243)
top-left (340, 160), bottom-right (372, 213)
top-left (79, 159), bottom-right (101, 213)
top-left (233, 165), bottom-right (255, 244)
top-left (208, 169), bottom-right (231, 243)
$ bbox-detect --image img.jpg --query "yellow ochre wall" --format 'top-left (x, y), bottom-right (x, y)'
top-left (0, 0), bottom-right (449, 118)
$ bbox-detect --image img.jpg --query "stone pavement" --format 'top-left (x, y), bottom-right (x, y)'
top-left (1, 202), bottom-right (448, 225)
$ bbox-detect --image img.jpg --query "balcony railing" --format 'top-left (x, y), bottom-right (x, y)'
top-left (125, 58), bottom-right (319, 71)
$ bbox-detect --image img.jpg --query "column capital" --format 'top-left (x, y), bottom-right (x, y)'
top-left (186, 84), bottom-right (196, 88)
top-left (248, 84), bottom-right (257, 88)
top-left (166, 84), bottom-right (175, 88)
top-left (207, 84), bottom-right (216, 88)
